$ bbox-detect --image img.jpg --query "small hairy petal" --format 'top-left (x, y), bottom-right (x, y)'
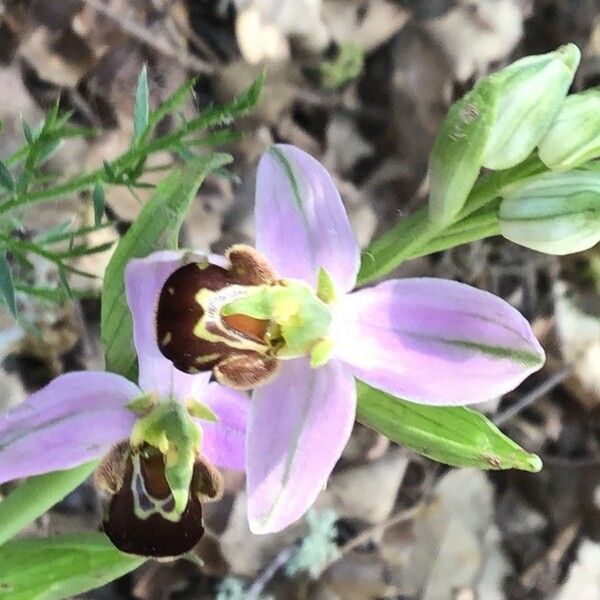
top-left (0, 372), bottom-right (140, 484)
top-left (247, 358), bottom-right (356, 534)
top-left (255, 144), bottom-right (360, 293)
top-left (332, 278), bottom-right (545, 405)
top-left (125, 251), bottom-right (225, 400)
top-left (198, 383), bottom-right (249, 471)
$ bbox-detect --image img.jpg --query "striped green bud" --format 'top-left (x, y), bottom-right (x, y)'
top-left (428, 44), bottom-right (580, 226)
top-left (499, 171), bottom-right (600, 255)
top-left (482, 43), bottom-right (580, 170)
top-left (428, 78), bottom-right (496, 225)
top-left (538, 87), bottom-right (600, 170)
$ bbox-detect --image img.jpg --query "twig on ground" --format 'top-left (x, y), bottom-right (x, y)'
top-left (318, 461), bottom-right (441, 577)
top-left (336, 501), bottom-right (426, 560)
top-left (247, 544), bottom-right (299, 599)
top-left (518, 518), bottom-right (582, 591)
top-left (493, 365), bottom-right (573, 426)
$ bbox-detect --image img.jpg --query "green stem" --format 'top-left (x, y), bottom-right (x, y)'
top-left (0, 171), bottom-right (102, 214)
top-left (0, 462), bottom-right (98, 546)
top-left (406, 221), bottom-right (501, 259)
top-left (357, 156), bottom-right (547, 285)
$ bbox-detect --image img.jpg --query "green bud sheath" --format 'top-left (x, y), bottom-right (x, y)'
top-left (538, 87), bottom-right (600, 170)
top-left (428, 77), bottom-right (497, 225)
top-left (499, 170), bottom-right (600, 255)
top-left (482, 43), bottom-right (580, 170)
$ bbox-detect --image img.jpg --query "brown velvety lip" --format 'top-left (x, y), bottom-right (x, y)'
top-left (102, 451), bottom-right (204, 558)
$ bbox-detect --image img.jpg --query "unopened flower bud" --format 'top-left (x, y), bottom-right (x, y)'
top-left (538, 87), bottom-right (600, 170)
top-left (428, 44), bottom-right (580, 226)
top-left (482, 43), bottom-right (580, 170)
top-left (499, 171), bottom-right (600, 255)
top-left (428, 78), bottom-right (496, 225)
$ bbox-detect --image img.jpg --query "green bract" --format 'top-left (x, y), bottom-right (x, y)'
top-left (428, 43), bottom-right (580, 226)
top-left (499, 170), bottom-right (600, 255)
top-left (428, 78), bottom-right (497, 225)
top-left (130, 402), bottom-right (201, 515)
top-left (538, 87), bottom-right (600, 170)
top-left (482, 43), bottom-right (580, 170)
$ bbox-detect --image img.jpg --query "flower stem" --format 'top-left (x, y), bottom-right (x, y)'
top-left (357, 155), bottom-right (547, 285)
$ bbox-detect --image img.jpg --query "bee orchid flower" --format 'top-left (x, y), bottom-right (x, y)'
top-left (155, 145), bottom-right (545, 534)
top-left (0, 251), bottom-right (248, 558)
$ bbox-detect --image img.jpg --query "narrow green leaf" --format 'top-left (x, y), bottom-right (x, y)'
top-left (35, 220), bottom-right (73, 244)
top-left (53, 110), bottom-right (74, 132)
top-left (144, 78), bottom-right (197, 139)
top-left (13, 283), bottom-right (96, 303)
top-left (42, 97), bottom-right (61, 133)
top-left (36, 138), bottom-right (63, 166)
top-left (356, 381), bottom-right (542, 472)
top-left (0, 160), bottom-right (14, 191)
top-left (101, 153), bottom-right (232, 381)
top-left (0, 533), bottom-right (144, 599)
top-left (133, 64), bottom-right (149, 144)
top-left (92, 183), bottom-right (105, 226)
top-left (16, 171), bottom-right (29, 196)
top-left (0, 250), bottom-right (16, 316)
top-left (58, 240), bottom-right (114, 259)
top-left (176, 144), bottom-right (197, 161)
top-left (37, 222), bottom-right (113, 245)
top-left (59, 125), bottom-right (99, 139)
top-left (194, 71), bottom-right (264, 129)
top-left (0, 462), bottom-right (97, 546)
top-left (57, 264), bottom-right (73, 300)
top-left (21, 119), bottom-right (34, 145)
top-left (103, 160), bottom-right (117, 180)
top-left (142, 73), bottom-right (264, 156)
top-left (180, 129), bottom-right (243, 148)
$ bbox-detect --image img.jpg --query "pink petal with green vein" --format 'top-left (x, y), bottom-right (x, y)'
top-left (246, 357), bottom-right (355, 533)
top-left (0, 372), bottom-right (139, 484)
top-left (255, 144), bottom-right (360, 293)
top-left (199, 382), bottom-right (248, 471)
top-left (332, 278), bottom-right (545, 405)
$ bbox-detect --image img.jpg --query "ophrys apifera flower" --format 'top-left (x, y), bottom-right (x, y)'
top-left (154, 145), bottom-right (545, 533)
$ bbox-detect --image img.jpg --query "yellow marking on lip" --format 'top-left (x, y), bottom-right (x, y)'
top-left (195, 353), bottom-right (221, 365)
top-left (161, 332), bottom-right (172, 346)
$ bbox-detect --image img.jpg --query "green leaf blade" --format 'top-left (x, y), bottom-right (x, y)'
top-left (0, 250), bottom-right (16, 316)
top-left (133, 64), bottom-right (149, 144)
top-left (22, 119), bottom-right (34, 145)
top-left (0, 533), bottom-right (144, 599)
top-left (356, 381), bottom-right (542, 472)
top-left (92, 183), bottom-right (105, 226)
top-left (0, 160), bottom-right (15, 191)
top-left (0, 462), bottom-right (98, 546)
